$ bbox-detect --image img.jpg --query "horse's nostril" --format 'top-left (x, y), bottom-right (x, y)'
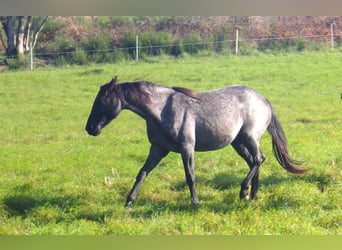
top-left (86, 125), bottom-right (101, 136)
top-left (86, 124), bottom-right (94, 134)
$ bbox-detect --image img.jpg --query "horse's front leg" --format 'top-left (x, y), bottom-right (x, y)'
top-left (125, 145), bottom-right (169, 207)
top-left (181, 145), bottom-right (199, 205)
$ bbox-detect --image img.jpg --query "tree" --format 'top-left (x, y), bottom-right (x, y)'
top-left (0, 16), bottom-right (49, 58)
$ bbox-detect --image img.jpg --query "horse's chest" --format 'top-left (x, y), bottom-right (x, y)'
top-left (146, 121), bottom-right (181, 152)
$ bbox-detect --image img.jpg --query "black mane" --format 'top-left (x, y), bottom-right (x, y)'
top-left (116, 81), bottom-right (199, 104)
top-left (172, 86), bottom-right (199, 99)
top-left (118, 81), bottom-right (152, 104)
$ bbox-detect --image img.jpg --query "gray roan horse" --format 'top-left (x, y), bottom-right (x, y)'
top-left (86, 77), bottom-right (308, 207)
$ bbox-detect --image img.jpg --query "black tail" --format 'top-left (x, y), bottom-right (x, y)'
top-left (268, 109), bottom-right (308, 174)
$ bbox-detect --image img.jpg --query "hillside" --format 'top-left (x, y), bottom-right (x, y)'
top-left (1, 16), bottom-right (342, 69)
top-left (37, 16), bottom-right (342, 46)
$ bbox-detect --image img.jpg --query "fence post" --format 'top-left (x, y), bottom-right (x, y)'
top-left (136, 35), bottom-right (139, 62)
top-left (30, 42), bottom-right (33, 71)
top-left (235, 28), bottom-right (239, 55)
top-left (330, 23), bottom-right (334, 49)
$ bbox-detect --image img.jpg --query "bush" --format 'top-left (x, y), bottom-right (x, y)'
top-left (42, 18), bottom-right (65, 35)
top-left (139, 31), bottom-right (173, 57)
top-left (238, 40), bottom-right (259, 55)
top-left (182, 33), bottom-right (204, 54)
top-left (70, 48), bottom-right (88, 65)
top-left (122, 31), bottom-right (137, 60)
top-left (257, 40), bottom-right (282, 52)
top-left (211, 26), bottom-right (232, 53)
top-left (54, 55), bottom-right (68, 66)
top-left (6, 56), bottom-right (30, 70)
top-left (108, 16), bottom-right (135, 28)
top-left (110, 50), bottom-right (129, 63)
top-left (170, 39), bottom-right (184, 56)
top-left (84, 32), bottom-right (111, 52)
top-left (43, 34), bottom-right (77, 59)
top-left (256, 38), bottom-right (325, 53)
top-left (79, 32), bottom-right (112, 63)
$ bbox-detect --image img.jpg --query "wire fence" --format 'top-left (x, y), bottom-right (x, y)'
top-left (1, 31), bottom-right (342, 70)
top-left (21, 33), bottom-right (342, 57)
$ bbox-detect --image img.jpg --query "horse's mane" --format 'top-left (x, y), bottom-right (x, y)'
top-left (118, 81), bottom-right (152, 104)
top-left (116, 81), bottom-right (199, 104)
top-left (172, 86), bottom-right (199, 99)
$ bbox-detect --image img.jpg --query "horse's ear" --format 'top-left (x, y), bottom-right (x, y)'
top-left (110, 76), bottom-right (118, 85)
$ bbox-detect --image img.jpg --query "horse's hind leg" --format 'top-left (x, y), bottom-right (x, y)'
top-left (250, 151), bottom-right (265, 199)
top-left (181, 146), bottom-right (199, 205)
top-left (232, 135), bottom-right (265, 200)
top-left (125, 145), bottom-right (169, 207)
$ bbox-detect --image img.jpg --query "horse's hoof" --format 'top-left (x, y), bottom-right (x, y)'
top-left (192, 197), bottom-right (200, 205)
top-left (192, 201), bottom-right (200, 206)
top-left (125, 200), bottom-right (134, 208)
top-left (240, 193), bottom-right (250, 201)
top-left (251, 194), bottom-right (258, 200)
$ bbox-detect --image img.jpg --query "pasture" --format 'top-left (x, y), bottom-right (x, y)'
top-left (0, 51), bottom-right (341, 235)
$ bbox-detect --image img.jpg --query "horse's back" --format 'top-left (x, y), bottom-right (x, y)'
top-left (193, 85), bottom-right (272, 151)
top-left (195, 85), bottom-right (270, 119)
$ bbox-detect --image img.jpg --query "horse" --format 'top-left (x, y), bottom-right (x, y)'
top-left (85, 77), bottom-right (308, 207)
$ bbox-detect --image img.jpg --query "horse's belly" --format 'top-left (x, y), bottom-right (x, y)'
top-left (194, 123), bottom-right (241, 152)
top-left (195, 135), bottom-right (233, 151)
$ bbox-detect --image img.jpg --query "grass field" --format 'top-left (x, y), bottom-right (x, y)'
top-left (0, 51), bottom-right (341, 235)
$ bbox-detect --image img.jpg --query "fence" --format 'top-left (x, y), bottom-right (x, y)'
top-left (1, 29), bottom-right (341, 71)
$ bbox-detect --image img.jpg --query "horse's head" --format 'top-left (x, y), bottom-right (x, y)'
top-left (86, 77), bottom-right (122, 136)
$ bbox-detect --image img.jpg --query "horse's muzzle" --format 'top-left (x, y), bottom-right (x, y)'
top-left (86, 124), bottom-right (101, 136)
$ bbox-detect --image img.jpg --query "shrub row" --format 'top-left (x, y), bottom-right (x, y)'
top-left (6, 30), bottom-right (335, 69)
top-left (37, 32), bottom-right (333, 67)
top-left (3, 16), bottom-right (341, 69)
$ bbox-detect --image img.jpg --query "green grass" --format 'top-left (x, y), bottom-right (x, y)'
top-left (0, 51), bottom-right (341, 235)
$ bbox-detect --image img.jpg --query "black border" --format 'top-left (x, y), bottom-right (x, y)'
top-left (1, 236), bottom-right (342, 250)
top-left (1, 0), bottom-right (342, 15)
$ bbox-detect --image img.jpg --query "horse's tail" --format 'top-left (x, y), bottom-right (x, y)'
top-left (267, 108), bottom-right (308, 174)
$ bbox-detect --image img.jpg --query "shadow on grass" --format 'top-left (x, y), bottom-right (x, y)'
top-left (3, 195), bottom-right (39, 216)
top-left (126, 169), bottom-right (335, 217)
top-left (211, 169), bottom-right (336, 192)
top-left (3, 194), bottom-right (79, 215)
top-left (2, 170), bottom-right (334, 222)
top-left (125, 172), bottom-right (274, 217)
top-left (2, 192), bottom-right (117, 223)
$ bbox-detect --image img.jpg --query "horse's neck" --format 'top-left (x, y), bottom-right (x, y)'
top-left (124, 84), bottom-right (173, 121)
